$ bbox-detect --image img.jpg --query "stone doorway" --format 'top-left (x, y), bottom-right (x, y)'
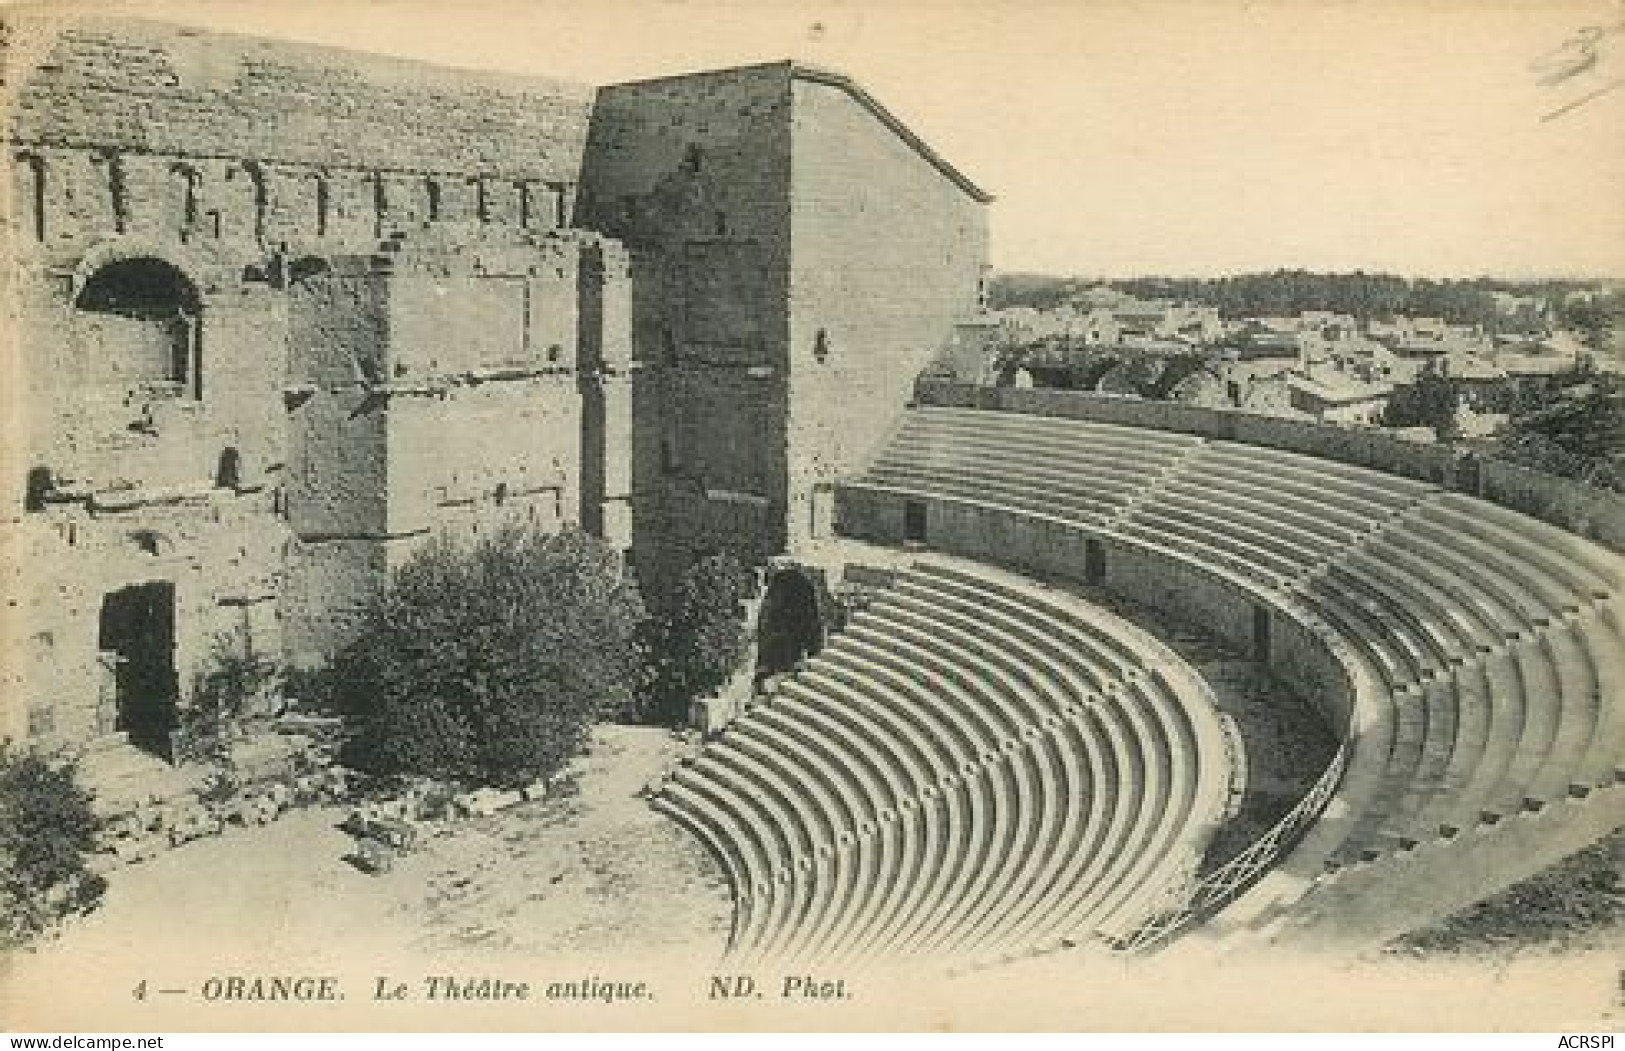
top-left (1084, 537), bottom-right (1107, 584)
top-left (903, 500), bottom-right (928, 545)
top-left (755, 567), bottom-right (825, 682)
top-left (98, 582), bottom-right (181, 760)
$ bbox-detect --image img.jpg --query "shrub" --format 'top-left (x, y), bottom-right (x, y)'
top-left (646, 553), bottom-right (753, 724)
top-left (0, 743), bottom-right (106, 948)
top-left (178, 633), bottom-right (279, 764)
top-left (1382, 364), bottom-right (1462, 440)
top-left (329, 525), bottom-right (647, 788)
top-left (1493, 367), bottom-right (1625, 490)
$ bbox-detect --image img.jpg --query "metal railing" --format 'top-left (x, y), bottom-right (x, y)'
top-left (1115, 739), bottom-right (1351, 953)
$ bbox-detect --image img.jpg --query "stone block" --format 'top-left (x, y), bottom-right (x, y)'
top-left (689, 694), bottom-right (733, 735)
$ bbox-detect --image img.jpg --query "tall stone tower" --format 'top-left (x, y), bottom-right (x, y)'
top-left (579, 61), bottom-right (991, 595)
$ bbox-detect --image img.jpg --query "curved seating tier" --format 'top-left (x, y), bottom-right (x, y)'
top-left (653, 560), bottom-right (1233, 966)
top-left (835, 405), bottom-right (1625, 949)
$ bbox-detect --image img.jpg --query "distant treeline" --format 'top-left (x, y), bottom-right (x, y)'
top-left (989, 269), bottom-right (1610, 331)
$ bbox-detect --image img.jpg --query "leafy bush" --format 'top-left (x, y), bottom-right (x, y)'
top-left (178, 634), bottom-right (279, 764)
top-left (329, 525), bottom-right (647, 788)
top-left (646, 553), bottom-right (753, 724)
top-left (1488, 363), bottom-right (1625, 491)
top-left (0, 744), bottom-right (106, 948)
top-left (1382, 364), bottom-right (1462, 440)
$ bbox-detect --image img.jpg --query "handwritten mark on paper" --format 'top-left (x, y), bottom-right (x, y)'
top-left (1532, 13), bottom-right (1625, 121)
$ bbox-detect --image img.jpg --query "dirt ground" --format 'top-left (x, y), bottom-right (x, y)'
top-left (1391, 827), bottom-right (1625, 959)
top-left (6, 719), bottom-right (1621, 1032)
top-left (3, 724), bottom-right (732, 1029)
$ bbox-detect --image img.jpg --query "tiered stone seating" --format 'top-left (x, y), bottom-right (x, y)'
top-left (833, 405), bottom-right (1625, 951)
top-left (1288, 498), bottom-right (1621, 864)
top-left (1120, 442), bottom-right (1432, 584)
top-left (1574, 603), bottom-right (1625, 786)
top-left (860, 407), bottom-right (1200, 525)
top-left (654, 559), bottom-right (1232, 966)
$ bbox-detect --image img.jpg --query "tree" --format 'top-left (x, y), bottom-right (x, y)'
top-left (645, 553), bottom-right (753, 724)
top-left (1141, 352), bottom-right (1217, 400)
top-left (1382, 364), bottom-right (1462, 440)
top-left (0, 744), bottom-right (105, 948)
top-left (329, 525), bottom-right (648, 787)
top-left (179, 633), bottom-right (279, 764)
top-left (1494, 365), bottom-right (1625, 489)
top-left (1561, 297), bottom-right (1619, 356)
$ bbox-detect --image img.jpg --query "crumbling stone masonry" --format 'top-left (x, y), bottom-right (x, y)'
top-left (0, 16), bottom-right (988, 756)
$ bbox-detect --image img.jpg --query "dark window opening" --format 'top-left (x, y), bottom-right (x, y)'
top-left (244, 161), bottom-right (266, 241)
top-left (314, 175), bottom-right (330, 236)
top-left (19, 153), bottom-right (46, 242)
top-left (1253, 604), bottom-right (1272, 662)
top-left (903, 500), bottom-right (928, 545)
top-left (215, 447), bottom-right (242, 489)
top-left (813, 328), bottom-right (830, 364)
top-left (547, 344), bottom-right (563, 364)
top-left (96, 151), bottom-right (128, 234)
top-left (516, 181), bottom-right (531, 228)
top-left (493, 482), bottom-right (509, 506)
top-left (24, 466), bottom-right (52, 512)
top-left (170, 163), bottom-right (199, 232)
top-left (372, 172), bottom-right (387, 238)
top-left (1453, 451), bottom-right (1481, 494)
top-left (425, 177), bottom-right (442, 221)
top-left (713, 210), bottom-right (728, 236)
top-left (1085, 538), bottom-right (1106, 584)
top-left (98, 581), bottom-right (180, 761)
top-left (553, 182), bottom-right (570, 228)
top-left (682, 144), bottom-right (703, 174)
top-left (472, 178), bottom-right (489, 223)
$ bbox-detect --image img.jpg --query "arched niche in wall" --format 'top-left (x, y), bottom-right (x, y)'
top-left (215, 447), bottom-right (243, 489)
top-left (754, 564), bottom-right (826, 681)
top-left (74, 255), bottom-right (204, 399)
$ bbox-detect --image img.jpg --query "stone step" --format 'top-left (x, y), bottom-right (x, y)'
top-left (78, 731), bottom-right (131, 756)
top-left (79, 745), bottom-right (199, 816)
top-left (79, 746), bottom-right (173, 785)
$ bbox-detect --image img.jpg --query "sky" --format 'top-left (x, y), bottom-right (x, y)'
top-left (12, 0), bottom-right (1625, 279)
